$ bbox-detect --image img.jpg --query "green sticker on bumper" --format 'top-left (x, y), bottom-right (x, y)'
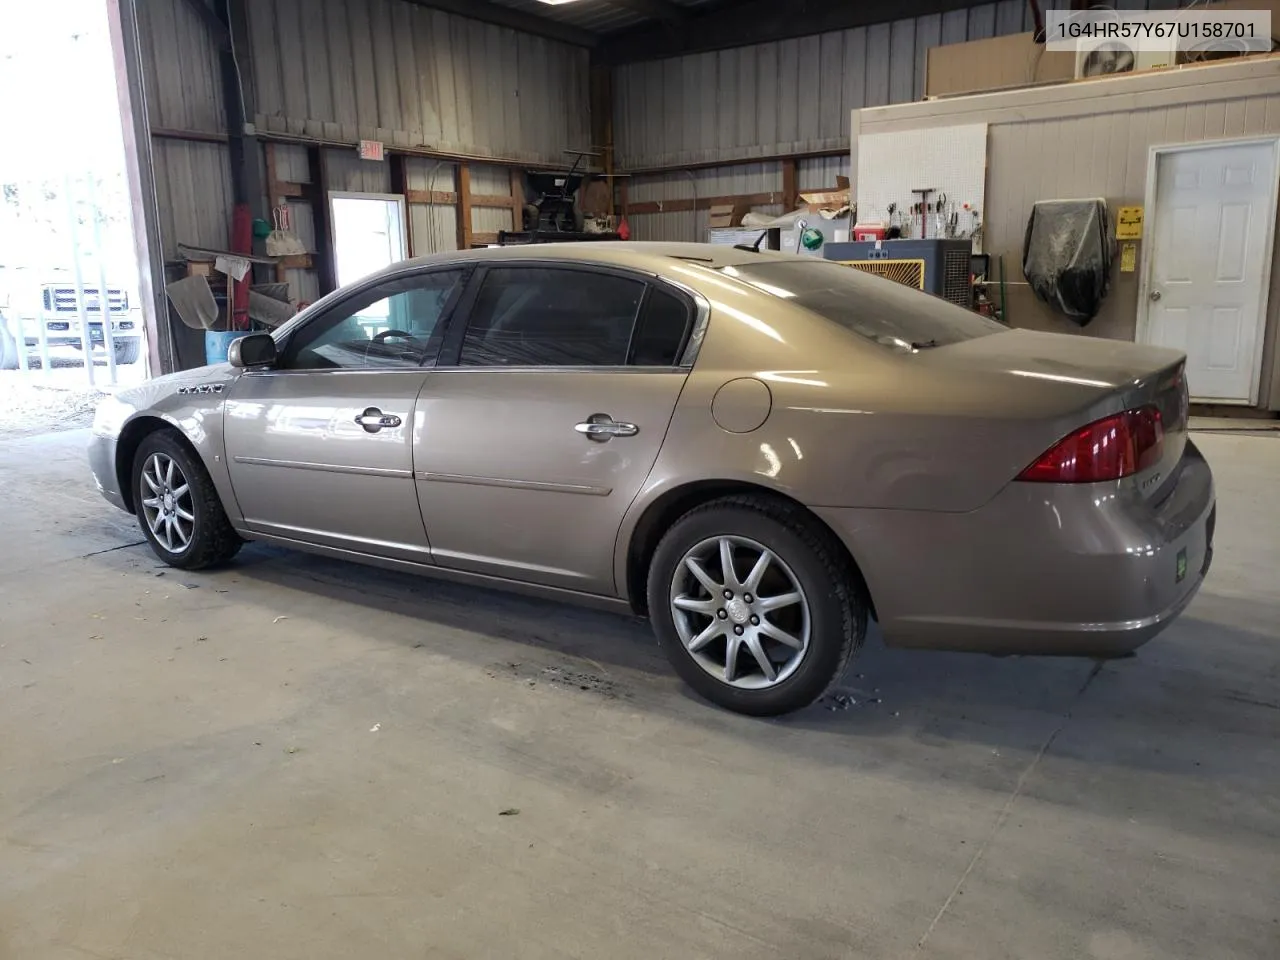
top-left (1176, 548), bottom-right (1188, 583)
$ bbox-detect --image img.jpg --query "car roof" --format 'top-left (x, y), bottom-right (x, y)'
top-left (385, 241), bottom-right (800, 276)
top-left (278, 242), bottom-right (806, 338)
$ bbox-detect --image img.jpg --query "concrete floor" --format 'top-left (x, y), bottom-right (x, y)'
top-left (1, 428), bottom-right (1277, 960)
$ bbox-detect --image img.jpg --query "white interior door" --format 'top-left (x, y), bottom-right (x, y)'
top-left (1140, 139), bottom-right (1279, 404)
top-left (329, 192), bottom-right (408, 288)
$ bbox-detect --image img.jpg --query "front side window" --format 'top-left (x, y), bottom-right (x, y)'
top-left (722, 259), bottom-right (1005, 352)
top-left (283, 270), bottom-right (464, 370)
top-left (458, 267), bottom-right (646, 367)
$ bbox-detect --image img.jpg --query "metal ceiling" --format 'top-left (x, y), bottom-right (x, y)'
top-left (486, 0), bottom-right (728, 36)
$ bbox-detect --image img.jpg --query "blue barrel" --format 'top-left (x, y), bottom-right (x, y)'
top-left (205, 330), bottom-right (244, 365)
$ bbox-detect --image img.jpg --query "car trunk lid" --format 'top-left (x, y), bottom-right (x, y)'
top-left (918, 329), bottom-right (1189, 498)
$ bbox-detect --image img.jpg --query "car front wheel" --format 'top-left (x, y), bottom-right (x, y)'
top-left (133, 430), bottom-right (241, 570)
top-left (647, 496), bottom-right (867, 716)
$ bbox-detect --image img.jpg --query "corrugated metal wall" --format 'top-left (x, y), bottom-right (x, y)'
top-left (614, 1), bottom-right (1039, 171)
top-left (138, 0), bottom-right (590, 266)
top-left (150, 138), bottom-right (234, 256)
top-left (324, 150), bottom-right (392, 194)
top-left (617, 0), bottom-right (1183, 241)
top-left (246, 0), bottom-right (590, 163)
top-left (137, 0), bottom-right (225, 134)
top-left (139, 0), bottom-right (231, 258)
top-left (406, 158), bottom-right (461, 255)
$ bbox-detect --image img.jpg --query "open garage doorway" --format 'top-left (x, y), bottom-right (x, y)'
top-left (0, 0), bottom-right (148, 438)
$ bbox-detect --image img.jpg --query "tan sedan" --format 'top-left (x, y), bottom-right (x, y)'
top-left (89, 243), bottom-right (1215, 715)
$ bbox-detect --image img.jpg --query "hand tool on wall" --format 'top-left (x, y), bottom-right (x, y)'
top-left (911, 188), bottom-right (935, 241)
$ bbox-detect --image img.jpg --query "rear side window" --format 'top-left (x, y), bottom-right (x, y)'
top-left (723, 259), bottom-right (1005, 351)
top-left (628, 288), bottom-right (692, 366)
top-left (459, 267), bottom-right (645, 367)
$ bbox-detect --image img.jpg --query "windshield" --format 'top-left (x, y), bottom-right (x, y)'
top-left (720, 258), bottom-right (1005, 351)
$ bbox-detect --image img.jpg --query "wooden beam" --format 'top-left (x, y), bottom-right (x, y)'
top-left (623, 191), bottom-right (784, 216)
top-left (622, 146), bottom-right (849, 176)
top-left (404, 188), bottom-right (511, 209)
top-left (511, 169), bottom-right (526, 232)
top-left (472, 232), bottom-right (500, 246)
top-left (406, 189), bottom-right (459, 205)
top-left (265, 143), bottom-right (280, 204)
top-left (265, 144), bottom-right (285, 282)
top-left (456, 163), bottom-right (473, 251)
top-left (254, 130), bottom-right (585, 173)
top-left (472, 193), bottom-right (516, 209)
top-left (151, 126), bottom-right (228, 144)
top-left (782, 158), bottom-right (798, 213)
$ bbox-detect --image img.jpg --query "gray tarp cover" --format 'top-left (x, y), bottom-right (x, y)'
top-left (1022, 199), bottom-right (1115, 326)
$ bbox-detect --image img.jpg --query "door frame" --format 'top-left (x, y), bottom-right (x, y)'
top-left (327, 191), bottom-right (410, 290)
top-left (1136, 135), bottom-right (1280, 406)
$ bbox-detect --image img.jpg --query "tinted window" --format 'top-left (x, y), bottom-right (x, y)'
top-left (459, 267), bottom-right (645, 367)
top-left (723, 259), bottom-right (1005, 351)
top-left (629, 288), bottom-right (692, 366)
top-left (285, 271), bottom-right (463, 370)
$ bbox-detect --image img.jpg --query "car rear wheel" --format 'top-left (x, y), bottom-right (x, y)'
top-left (647, 496), bottom-right (867, 716)
top-left (133, 430), bottom-right (241, 570)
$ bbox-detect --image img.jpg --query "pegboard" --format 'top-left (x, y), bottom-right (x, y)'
top-left (856, 123), bottom-right (988, 242)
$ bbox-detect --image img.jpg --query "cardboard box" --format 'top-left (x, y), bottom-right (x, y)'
top-left (799, 189), bottom-right (851, 211)
top-left (926, 31), bottom-right (1075, 97)
top-left (927, 7), bottom-right (1280, 99)
top-left (707, 203), bottom-right (750, 228)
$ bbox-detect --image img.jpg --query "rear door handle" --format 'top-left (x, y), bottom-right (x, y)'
top-left (575, 414), bottom-right (639, 442)
top-left (355, 407), bottom-right (402, 433)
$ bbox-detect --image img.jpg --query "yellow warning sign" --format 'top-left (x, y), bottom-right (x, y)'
top-left (1117, 206), bottom-right (1144, 241)
top-left (1120, 242), bottom-right (1137, 273)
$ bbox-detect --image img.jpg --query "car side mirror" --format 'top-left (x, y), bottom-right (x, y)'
top-left (228, 333), bottom-right (277, 369)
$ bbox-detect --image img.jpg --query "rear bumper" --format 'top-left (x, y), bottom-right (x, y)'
top-left (815, 441), bottom-right (1216, 658)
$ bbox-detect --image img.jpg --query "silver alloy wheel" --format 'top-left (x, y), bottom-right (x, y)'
top-left (140, 452), bottom-right (195, 555)
top-left (669, 535), bottom-right (811, 690)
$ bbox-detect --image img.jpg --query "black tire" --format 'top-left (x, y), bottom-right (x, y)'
top-left (132, 429), bottom-right (241, 570)
top-left (0, 321), bottom-right (18, 370)
top-left (113, 337), bottom-right (142, 365)
top-left (647, 496), bottom-right (867, 716)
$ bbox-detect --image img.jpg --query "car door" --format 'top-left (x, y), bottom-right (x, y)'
top-left (413, 263), bottom-right (701, 595)
top-left (224, 267), bottom-right (468, 562)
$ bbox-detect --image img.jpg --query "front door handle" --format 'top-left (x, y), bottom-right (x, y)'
top-left (355, 407), bottom-right (402, 433)
top-left (1150, 290), bottom-right (1163, 302)
top-left (575, 414), bottom-right (639, 442)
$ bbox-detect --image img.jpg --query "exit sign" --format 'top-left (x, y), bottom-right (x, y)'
top-left (357, 140), bottom-right (385, 162)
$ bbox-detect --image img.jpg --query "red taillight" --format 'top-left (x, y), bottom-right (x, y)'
top-left (1018, 407), bottom-right (1164, 483)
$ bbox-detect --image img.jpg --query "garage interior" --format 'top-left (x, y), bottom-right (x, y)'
top-left (3, 1), bottom-right (1280, 958)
